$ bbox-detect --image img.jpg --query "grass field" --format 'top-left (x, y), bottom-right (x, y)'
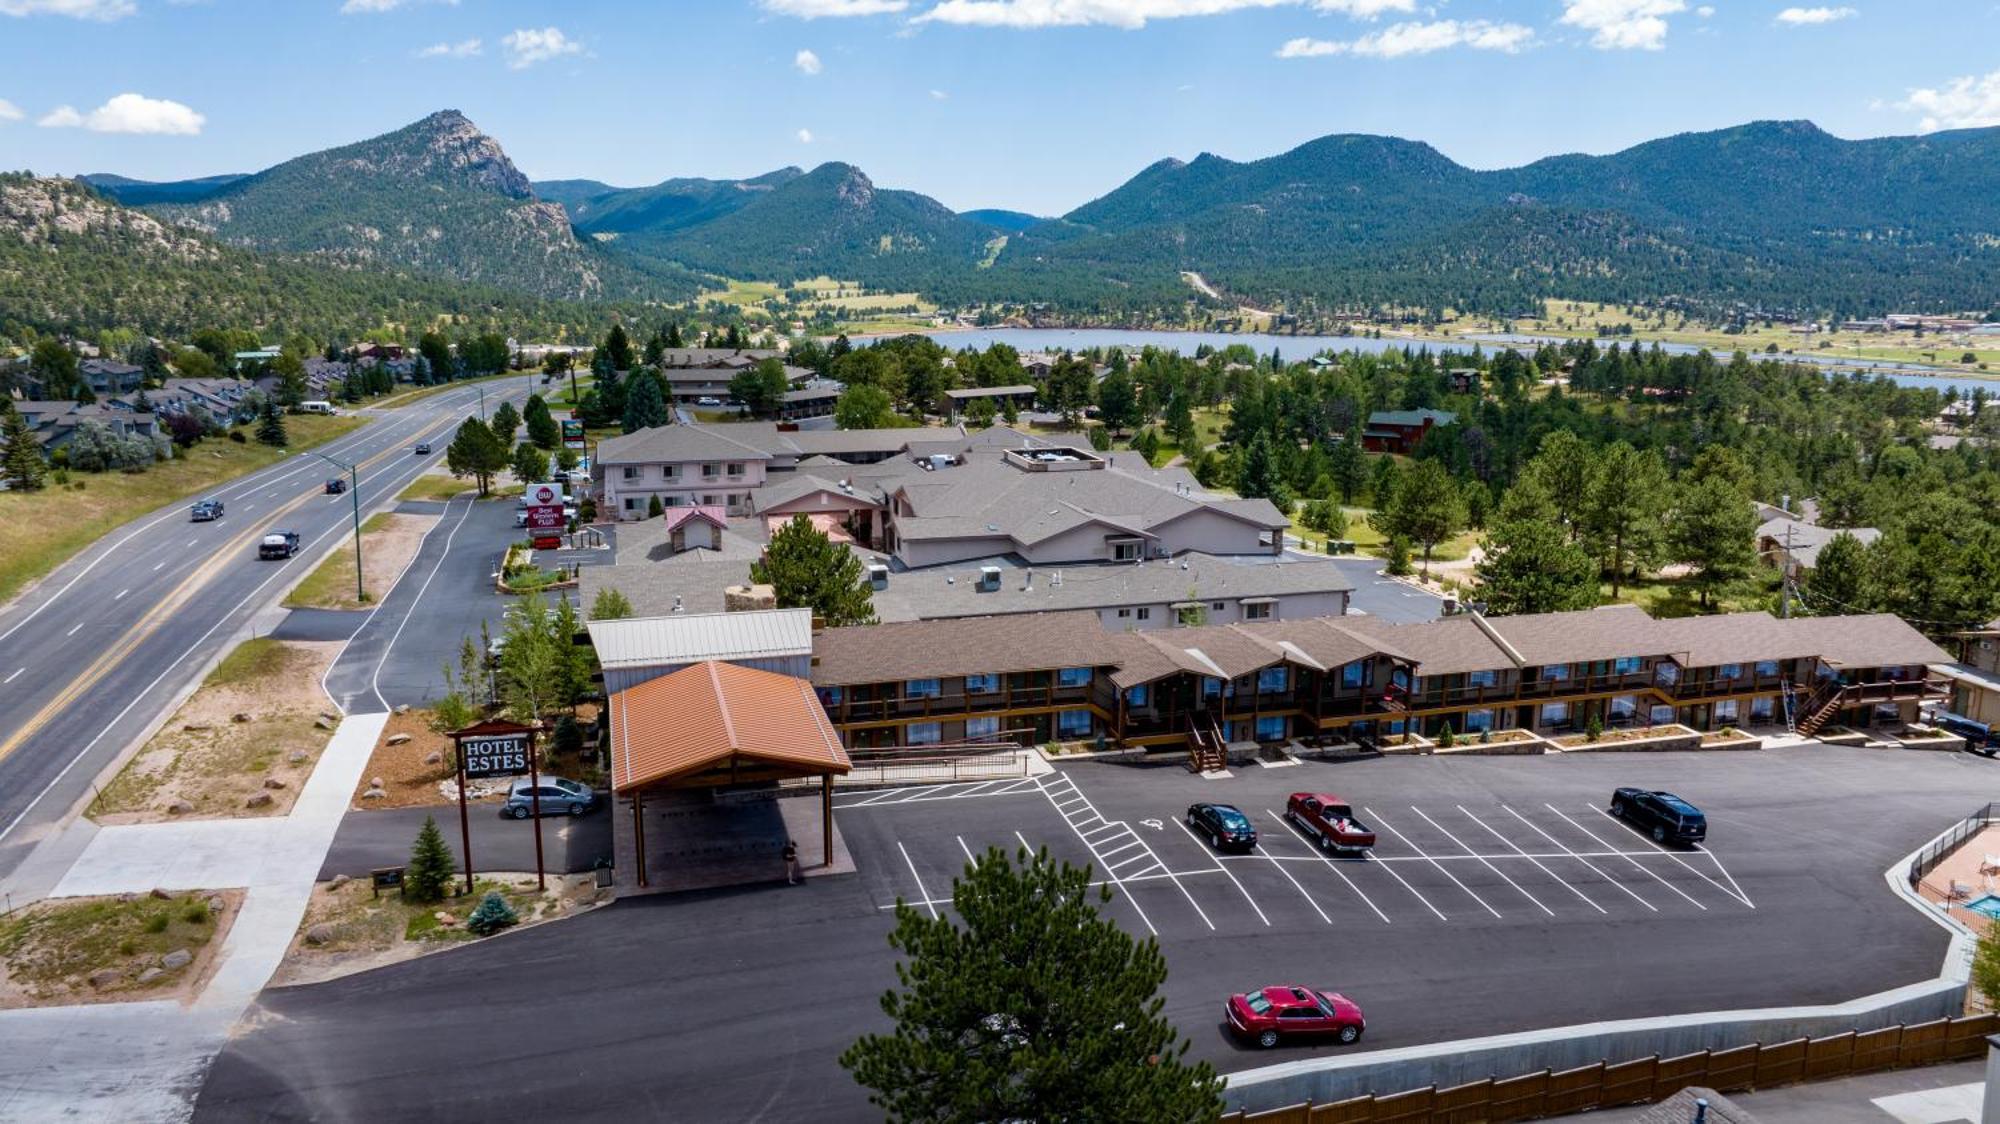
top-left (396, 475), bottom-right (473, 502)
top-left (0, 891), bottom-right (226, 1002)
top-left (698, 275), bottom-right (938, 334)
top-left (282, 512), bottom-right (394, 610)
top-left (0, 414), bottom-right (365, 606)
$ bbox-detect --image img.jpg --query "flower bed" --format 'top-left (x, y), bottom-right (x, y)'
top-left (1815, 725), bottom-right (1870, 747)
top-left (1552, 724), bottom-right (1701, 753)
top-left (1434, 728), bottom-right (1549, 756)
top-left (1893, 725), bottom-right (1967, 752)
top-left (1374, 732), bottom-right (1435, 755)
top-left (1699, 727), bottom-right (1765, 751)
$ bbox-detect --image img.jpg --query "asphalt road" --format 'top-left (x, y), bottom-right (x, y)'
top-left (196, 745), bottom-right (1991, 1122)
top-left (318, 802), bottom-right (613, 880)
top-left (0, 382), bottom-right (530, 884)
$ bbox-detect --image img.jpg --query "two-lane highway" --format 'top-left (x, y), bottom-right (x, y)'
top-left (0, 381), bottom-right (531, 884)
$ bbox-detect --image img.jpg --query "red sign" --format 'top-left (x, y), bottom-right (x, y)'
top-left (526, 505), bottom-right (566, 533)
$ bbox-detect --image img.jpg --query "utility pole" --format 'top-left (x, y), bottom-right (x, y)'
top-left (303, 451), bottom-right (365, 603)
top-left (1780, 521), bottom-right (1797, 620)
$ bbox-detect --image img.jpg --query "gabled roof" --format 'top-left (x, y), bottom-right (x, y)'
top-left (811, 611), bottom-right (1115, 686)
top-left (1366, 408), bottom-right (1457, 429)
top-left (659, 505), bottom-right (728, 534)
top-left (594, 423), bottom-right (776, 466)
top-left (1782, 614), bottom-right (1950, 669)
top-left (1651, 611), bottom-right (1823, 668)
top-left (585, 608), bottom-right (813, 671)
top-left (610, 661), bottom-right (848, 791)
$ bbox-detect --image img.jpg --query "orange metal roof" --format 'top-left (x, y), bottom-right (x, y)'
top-left (610, 660), bottom-right (850, 792)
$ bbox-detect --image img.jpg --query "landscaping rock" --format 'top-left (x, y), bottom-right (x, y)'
top-left (319, 711), bottom-right (340, 724)
top-left (314, 717), bottom-right (335, 731)
top-left (136, 967), bottom-right (163, 985)
top-left (287, 750), bottom-right (309, 765)
top-left (263, 777), bottom-right (288, 790)
top-left (245, 792), bottom-right (274, 809)
top-left (387, 733), bottom-right (412, 746)
top-left (231, 713), bottom-right (252, 724)
top-left (160, 949), bottom-right (193, 971)
top-left (394, 704), bottom-right (411, 715)
top-left (423, 751), bottom-right (443, 766)
top-left (205, 896), bottom-right (225, 914)
top-left (304, 923), bottom-right (338, 946)
top-left (166, 800), bottom-right (195, 815)
top-left (149, 888), bottom-right (172, 900)
top-left (88, 968), bottom-right (124, 989)
top-left (181, 723), bottom-right (211, 732)
top-left (370, 776), bottom-right (384, 790)
top-left (435, 911), bottom-right (458, 927)
top-left (360, 788), bottom-right (386, 801)
top-left (329, 874), bottom-right (351, 890)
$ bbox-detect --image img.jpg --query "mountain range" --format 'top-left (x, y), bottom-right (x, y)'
top-left (46, 112), bottom-right (2000, 332)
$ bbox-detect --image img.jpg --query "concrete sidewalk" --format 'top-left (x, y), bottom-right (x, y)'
top-left (0, 712), bottom-right (388, 1122)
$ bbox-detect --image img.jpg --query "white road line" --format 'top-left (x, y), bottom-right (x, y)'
top-left (365, 495), bottom-right (476, 713)
top-left (1099, 838), bottom-right (1145, 858)
top-left (1080, 822), bottom-right (1124, 839)
top-left (1035, 777), bottom-right (1191, 933)
top-left (1457, 805), bottom-right (1604, 914)
top-left (1171, 817), bottom-right (1269, 926)
top-left (1589, 805), bottom-right (1756, 908)
top-left (66, 622), bottom-right (83, 637)
top-left (881, 866), bottom-right (1231, 911)
top-left (1249, 838), bottom-right (1335, 924)
top-left (2, 668), bottom-right (22, 685)
top-left (1265, 809), bottom-right (1392, 924)
top-left (1696, 844), bottom-right (1757, 909)
top-left (152, 561), bottom-right (166, 572)
top-left (1223, 850), bottom-right (1670, 865)
top-left (186, 538), bottom-right (198, 548)
top-left (1504, 806), bottom-right (1656, 912)
top-left (1366, 807), bottom-right (1501, 919)
top-left (1545, 804), bottom-right (1706, 910)
top-left (113, 588), bottom-right (129, 601)
top-left (1412, 805), bottom-right (1554, 917)
top-left (897, 841), bottom-right (939, 920)
top-left (845, 788), bottom-right (912, 807)
top-left (956, 835), bottom-right (979, 865)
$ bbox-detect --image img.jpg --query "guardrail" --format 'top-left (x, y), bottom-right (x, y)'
top-left (1221, 1014), bottom-right (1999, 1123)
top-left (1909, 802), bottom-right (2000, 888)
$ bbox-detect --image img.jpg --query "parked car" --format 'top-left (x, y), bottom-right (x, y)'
top-left (189, 499), bottom-right (225, 522)
top-left (324, 477), bottom-right (347, 495)
top-left (503, 777), bottom-right (595, 818)
top-left (1186, 802), bottom-right (1257, 852)
top-left (1609, 788), bottom-right (1707, 846)
top-left (258, 530), bottom-right (301, 560)
top-left (1284, 792), bottom-right (1376, 853)
top-left (694, 396), bottom-right (722, 407)
top-left (1225, 985), bottom-right (1365, 1049)
top-left (413, 442), bottom-right (431, 455)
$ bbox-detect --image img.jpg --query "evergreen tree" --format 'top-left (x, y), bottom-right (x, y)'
top-left (1802, 531), bottom-right (1876, 616)
top-left (1327, 436), bottom-right (1367, 504)
top-left (841, 847), bottom-right (1222, 1123)
top-left (1369, 454), bottom-right (1400, 508)
top-left (1475, 477), bottom-right (1600, 615)
top-left (271, 349), bottom-right (308, 407)
top-left (751, 515), bottom-right (878, 626)
top-left (730, 358), bottom-right (791, 419)
top-left (405, 815), bottom-right (457, 904)
top-left (1237, 432), bottom-right (1281, 501)
top-left (664, 322), bottom-right (684, 349)
top-left (445, 415), bottom-right (507, 497)
top-left (1370, 459), bottom-right (1464, 577)
top-left (622, 371), bottom-right (669, 434)
top-left (1584, 442), bottom-right (1669, 595)
top-left (1, 401), bottom-right (47, 491)
top-left (964, 396), bottom-right (998, 429)
top-left (523, 395), bottom-right (561, 450)
top-left (417, 332), bottom-right (453, 385)
top-left (1523, 430), bottom-right (1598, 542)
top-left (590, 586), bottom-right (635, 620)
top-left (602, 324), bottom-right (635, 372)
top-left (465, 890), bottom-right (519, 936)
top-left (511, 442), bottom-right (549, 486)
top-left (254, 397), bottom-right (288, 447)
top-left (834, 385), bottom-right (895, 430)
top-left (488, 400), bottom-right (521, 445)
top-left (1668, 474), bottom-right (1758, 610)
top-left (550, 594), bottom-right (592, 709)
top-left (1095, 368), bottom-right (1140, 434)
top-left (29, 339), bottom-right (78, 401)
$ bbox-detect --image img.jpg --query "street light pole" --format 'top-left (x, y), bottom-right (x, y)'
top-left (302, 450), bottom-right (365, 603)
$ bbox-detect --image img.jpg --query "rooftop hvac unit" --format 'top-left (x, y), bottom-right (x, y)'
top-left (867, 564), bottom-right (890, 591)
top-left (978, 565), bottom-right (1002, 592)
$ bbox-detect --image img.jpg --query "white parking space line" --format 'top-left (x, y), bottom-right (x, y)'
top-left (1588, 805), bottom-right (1756, 908)
top-left (152, 561), bottom-right (166, 572)
top-left (1545, 804), bottom-right (1706, 910)
top-left (186, 538), bottom-right (198, 548)
top-left (1263, 809), bottom-right (1391, 924)
top-left (114, 588), bottom-right (129, 601)
top-left (2, 668), bottom-right (23, 685)
top-left (1170, 818), bottom-right (1270, 926)
top-left (66, 622), bottom-right (83, 637)
top-left (1239, 839), bottom-right (1334, 925)
top-left (1357, 849), bottom-right (1448, 921)
top-left (897, 841), bottom-right (939, 920)
top-left (1412, 806), bottom-right (1555, 917)
top-left (1457, 806), bottom-right (1605, 914)
top-left (1696, 845), bottom-right (1757, 909)
top-left (1038, 775), bottom-right (1214, 932)
top-left (956, 835), bottom-right (979, 865)
top-left (1504, 806), bottom-right (1656, 912)
top-left (1366, 807), bottom-right (1501, 919)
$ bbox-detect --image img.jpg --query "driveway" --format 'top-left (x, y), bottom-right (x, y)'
top-left (319, 802), bottom-right (613, 880)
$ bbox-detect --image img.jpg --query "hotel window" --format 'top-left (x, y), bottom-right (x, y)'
top-left (1056, 667), bottom-right (1091, 689)
top-left (1719, 663), bottom-right (1743, 680)
top-left (1468, 669), bottom-right (1498, 688)
top-left (1116, 608), bottom-right (1131, 619)
top-left (621, 466), bottom-right (640, 480)
top-left (1255, 716), bottom-right (1286, 742)
top-left (703, 494), bottom-right (720, 506)
top-left (1212, 601), bottom-right (1227, 611)
top-left (622, 497), bottom-right (643, 512)
top-left (1751, 696), bottom-right (1775, 721)
top-left (1613, 657), bottom-right (1643, 675)
top-left (966, 715), bottom-right (1000, 740)
top-left (907, 722), bottom-right (942, 745)
top-left (1542, 664), bottom-right (1571, 682)
top-left (1464, 708), bottom-right (1495, 731)
top-left (1341, 662), bottom-right (1366, 688)
top-left (1651, 704), bottom-right (1677, 725)
top-left (1656, 662), bottom-right (1681, 685)
top-left (965, 673), bottom-right (1000, 694)
top-left (1135, 607), bottom-right (1151, 621)
top-left (1539, 701), bottom-right (1570, 728)
top-left (726, 462), bottom-right (745, 477)
top-left (1112, 541), bottom-right (1142, 562)
top-left (701, 462), bottom-right (720, 478)
top-left (1609, 694), bottom-right (1638, 720)
top-left (1126, 684), bottom-right (1150, 707)
top-left (818, 686), bottom-right (842, 705)
top-left (1714, 699), bottom-right (1740, 723)
top-left (662, 465), bottom-right (679, 480)
top-left (1243, 602), bottom-right (1273, 621)
top-left (1755, 660), bottom-right (1781, 677)
top-left (905, 678), bottom-right (941, 699)
top-left (1058, 709), bottom-right (1093, 737)
top-left (1202, 677), bottom-right (1222, 699)
top-left (1257, 666), bottom-right (1290, 693)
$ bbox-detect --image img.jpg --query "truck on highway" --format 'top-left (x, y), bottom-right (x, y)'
top-left (258, 531), bottom-right (301, 560)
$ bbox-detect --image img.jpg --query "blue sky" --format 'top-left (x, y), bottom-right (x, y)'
top-left (2, 0), bottom-right (1998, 215)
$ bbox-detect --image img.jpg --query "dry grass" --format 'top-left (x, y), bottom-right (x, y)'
top-left (282, 511), bottom-right (435, 610)
top-left (0, 889), bottom-right (242, 1007)
top-left (396, 474), bottom-right (473, 502)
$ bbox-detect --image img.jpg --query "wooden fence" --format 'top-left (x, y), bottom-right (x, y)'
top-left (1221, 1013), bottom-right (1998, 1123)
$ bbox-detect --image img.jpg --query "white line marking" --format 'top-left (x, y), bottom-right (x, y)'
top-left (1590, 805), bottom-right (1755, 909)
top-left (66, 622), bottom-right (83, 637)
top-left (1546, 804), bottom-right (1706, 910)
top-left (186, 538), bottom-right (198, 548)
top-left (365, 495), bottom-right (476, 713)
top-left (1696, 844), bottom-right (1757, 909)
top-left (1249, 838), bottom-right (1335, 924)
top-left (1037, 776), bottom-right (1181, 933)
top-left (898, 841), bottom-right (939, 920)
top-left (1356, 849), bottom-right (1449, 921)
top-left (1265, 809), bottom-right (1392, 924)
top-left (1172, 817), bottom-right (1269, 926)
top-left (1412, 805), bottom-right (1554, 916)
top-left (2, 668), bottom-right (22, 685)
top-left (1099, 838), bottom-right (1145, 859)
top-left (113, 588), bottom-right (128, 601)
top-left (152, 561), bottom-right (166, 572)
top-left (956, 835), bottom-right (978, 865)
top-left (1458, 805), bottom-right (1604, 914)
top-left (1504, 806), bottom-right (1656, 912)
top-left (1366, 807), bottom-right (1500, 919)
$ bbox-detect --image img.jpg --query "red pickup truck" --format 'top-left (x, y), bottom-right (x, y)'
top-left (1285, 792), bottom-right (1376, 854)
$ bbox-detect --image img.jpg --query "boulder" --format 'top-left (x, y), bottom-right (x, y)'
top-left (204, 896), bottom-right (225, 915)
top-left (434, 911), bottom-right (458, 927)
top-left (303, 923), bottom-right (337, 946)
top-left (328, 873), bottom-right (351, 890)
top-left (88, 968), bottom-right (124, 989)
top-left (231, 713), bottom-right (252, 724)
top-left (160, 949), bottom-right (193, 971)
top-left (319, 711), bottom-right (340, 724)
top-left (136, 967), bottom-right (164, 986)
top-left (423, 751), bottom-right (443, 767)
top-left (166, 800), bottom-right (195, 816)
top-left (370, 776), bottom-right (385, 790)
top-left (386, 733), bottom-right (412, 747)
top-left (245, 792), bottom-right (274, 809)
top-left (149, 888), bottom-right (172, 900)
top-left (262, 777), bottom-right (287, 790)
top-left (394, 704), bottom-right (411, 715)
top-left (181, 723), bottom-right (211, 733)
top-left (314, 717), bottom-right (335, 731)
top-left (287, 750), bottom-right (309, 764)
top-left (360, 788), bottom-right (386, 801)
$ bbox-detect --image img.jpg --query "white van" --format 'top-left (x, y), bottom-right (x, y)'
top-left (298, 400), bottom-right (335, 415)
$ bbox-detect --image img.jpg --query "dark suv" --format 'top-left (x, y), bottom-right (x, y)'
top-left (1609, 788), bottom-right (1707, 846)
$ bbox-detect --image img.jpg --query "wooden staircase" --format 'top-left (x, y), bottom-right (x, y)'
top-left (1794, 680), bottom-right (1846, 738)
top-left (1189, 715), bottom-right (1227, 773)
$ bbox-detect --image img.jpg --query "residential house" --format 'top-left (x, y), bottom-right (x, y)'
top-left (1361, 409), bottom-right (1456, 455)
top-left (79, 359), bottom-right (144, 398)
top-left (943, 385), bottom-right (1037, 415)
top-left (1755, 515), bottom-right (1880, 571)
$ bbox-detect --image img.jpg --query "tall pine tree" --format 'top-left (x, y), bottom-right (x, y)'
top-left (1, 401), bottom-right (47, 491)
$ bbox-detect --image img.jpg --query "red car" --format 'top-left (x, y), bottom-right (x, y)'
top-left (1226, 985), bottom-right (1366, 1049)
top-left (1284, 792), bottom-right (1376, 853)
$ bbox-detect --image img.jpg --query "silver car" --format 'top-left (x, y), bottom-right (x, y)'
top-left (503, 777), bottom-right (594, 818)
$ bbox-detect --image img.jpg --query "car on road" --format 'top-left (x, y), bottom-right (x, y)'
top-left (1186, 802), bottom-right (1257, 852)
top-left (413, 442), bottom-right (431, 455)
top-left (1284, 792), bottom-right (1376, 853)
top-left (1225, 985), bottom-right (1365, 1049)
top-left (324, 477), bottom-right (347, 495)
top-left (1609, 788), bottom-right (1707, 846)
top-left (503, 776), bottom-right (595, 818)
top-left (189, 499), bottom-right (225, 522)
top-left (258, 530), bottom-right (301, 560)
top-left (694, 396), bottom-right (722, 407)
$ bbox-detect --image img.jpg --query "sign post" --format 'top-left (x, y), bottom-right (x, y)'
top-left (449, 719), bottom-right (542, 894)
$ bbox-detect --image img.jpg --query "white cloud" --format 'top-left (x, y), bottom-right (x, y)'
top-left (0, 99), bottom-right (21, 122)
top-left (1312, 0), bottom-right (1415, 14)
top-left (1776, 6), bottom-right (1856, 24)
top-left (502, 26), bottom-right (582, 69)
top-left (1898, 69), bottom-right (2000, 132)
top-left (796, 127), bottom-right (815, 142)
top-left (913, 0), bottom-right (1411, 31)
top-left (417, 38), bottom-right (481, 58)
top-left (794, 48), bottom-right (823, 74)
top-left (340, 0), bottom-right (458, 12)
top-left (929, 88), bottom-right (949, 99)
top-left (1694, 4), bottom-right (1713, 14)
top-left (762, 0), bottom-right (908, 15)
top-left (1278, 18), bottom-right (1534, 58)
top-left (0, 0), bottom-right (134, 18)
top-left (1558, 0), bottom-right (1686, 50)
top-left (37, 93), bottom-right (204, 134)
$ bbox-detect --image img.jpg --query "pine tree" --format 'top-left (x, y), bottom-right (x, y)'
top-left (622, 372), bottom-right (669, 434)
top-left (590, 586), bottom-right (634, 620)
top-left (511, 442), bottom-right (549, 487)
top-left (602, 324), bottom-right (635, 372)
top-left (1584, 442), bottom-right (1668, 595)
top-left (1370, 459), bottom-right (1464, 578)
top-left (465, 890), bottom-right (519, 936)
top-left (254, 397), bottom-right (288, 447)
top-left (405, 815), bottom-right (457, 904)
top-left (752, 515), bottom-right (878, 626)
top-left (1, 401), bottom-right (47, 492)
top-left (664, 322), bottom-right (684, 349)
top-left (1475, 477), bottom-right (1600, 614)
top-left (1668, 474), bottom-right (1758, 610)
top-left (841, 847), bottom-right (1222, 1122)
top-left (445, 415), bottom-right (507, 497)
top-left (488, 400), bottom-right (521, 445)
top-left (524, 395), bottom-right (560, 450)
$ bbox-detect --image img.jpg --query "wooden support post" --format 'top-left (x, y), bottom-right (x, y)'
top-left (633, 789), bottom-right (648, 889)
top-left (455, 738), bottom-right (475, 896)
top-left (821, 773), bottom-right (834, 869)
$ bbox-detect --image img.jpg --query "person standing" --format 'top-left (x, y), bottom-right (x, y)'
top-left (783, 839), bottom-right (800, 885)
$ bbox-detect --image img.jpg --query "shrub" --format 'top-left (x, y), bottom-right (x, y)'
top-left (1385, 536), bottom-right (1413, 576)
top-left (182, 901), bottom-right (210, 925)
top-left (647, 494), bottom-right (664, 518)
top-left (1437, 722), bottom-right (1455, 748)
top-left (143, 913), bottom-right (169, 934)
top-left (552, 715), bottom-right (583, 755)
top-left (465, 891), bottom-right (519, 936)
top-left (1479, 728), bottom-right (1493, 744)
top-left (228, 430), bottom-right (247, 444)
top-left (1585, 713), bottom-right (1604, 742)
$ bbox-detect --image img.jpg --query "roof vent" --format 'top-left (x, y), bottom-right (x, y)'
top-left (671, 595), bottom-right (684, 613)
top-left (867, 563), bottom-right (889, 591)
top-left (1023, 567), bottom-right (1034, 592)
top-left (1052, 570), bottom-right (1063, 587)
top-left (978, 565), bottom-right (1001, 592)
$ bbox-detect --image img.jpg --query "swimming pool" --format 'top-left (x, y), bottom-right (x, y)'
top-left (1962, 894), bottom-right (2000, 921)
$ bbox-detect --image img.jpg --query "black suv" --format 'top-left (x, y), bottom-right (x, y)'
top-left (1186, 802), bottom-right (1258, 852)
top-left (1609, 788), bottom-right (1707, 846)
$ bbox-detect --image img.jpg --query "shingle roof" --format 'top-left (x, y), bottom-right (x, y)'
top-left (610, 661), bottom-right (848, 791)
top-left (594, 423), bottom-right (776, 466)
top-left (1754, 517), bottom-right (1880, 567)
top-left (1483, 604), bottom-right (1672, 667)
top-left (864, 553), bottom-right (1354, 623)
top-left (811, 611), bottom-right (1115, 686)
top-left (1651, 612), bottom-right (1824, 668)
top-left (1781, 614), bottom-right (1950, 669)
top-left (1341, 614), bottom-right (1514, 676)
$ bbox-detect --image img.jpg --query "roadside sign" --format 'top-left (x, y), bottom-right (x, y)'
top-left (461, 733), bottom-right (531, 779)
top-left (526, 482), bottom-right (563, 508)
top-left (370, 866), bottom-right (404, 898)
top-left (561, 418), bottom-right (585, 449)
top-left (526, 505), bottom-right (566, 533)
top-left (448, 719), bottom-right (547, 893)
